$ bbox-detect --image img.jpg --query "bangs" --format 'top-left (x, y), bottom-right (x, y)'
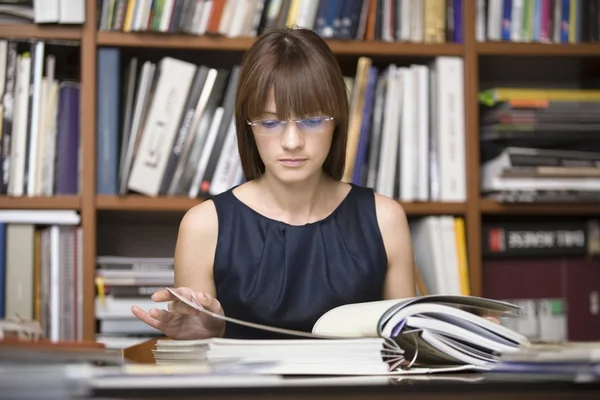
top-left (245, 50), bottom-right (344, 121)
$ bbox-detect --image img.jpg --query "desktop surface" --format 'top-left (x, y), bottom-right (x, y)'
top-left (90, 372), bottom-right (600, 399)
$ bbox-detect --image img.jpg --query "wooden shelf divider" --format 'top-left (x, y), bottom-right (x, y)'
top-left (97, 31), bottom-right (463, 56)
top-left (476, 42), bottom-right (600, 56)
top-left (0, 196), bottom-right (81, 210)
top-left (0, 24), bottom-right (82, 40)
top-left (97, 195), bottom-right (465, 215)
top-left (96, 195), bottom-right (203, 212)
top-left (480, 199), bottom-right (600, 215)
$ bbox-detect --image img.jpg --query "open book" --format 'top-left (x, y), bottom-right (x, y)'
top-left (164, 288), bottom-right (531, 374)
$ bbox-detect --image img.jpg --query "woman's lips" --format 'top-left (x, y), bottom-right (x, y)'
top-left (279, 158), bottom-right (308, 167)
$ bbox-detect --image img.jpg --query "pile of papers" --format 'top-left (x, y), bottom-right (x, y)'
top-left (492, 341), bottom-right (600, 378)
top-left (152, 337), bottom-right (402, 375)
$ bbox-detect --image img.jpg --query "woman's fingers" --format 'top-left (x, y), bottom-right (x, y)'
top-left (194, 292), bottom-right (224, 315)
top-left (149, 308), bottom-right (176, 323)
top-left (171, 300), bottom-right (202, 316)
top-left (131, 305), bottom-right (167, 331)
top-left (151, 288), bottom-right (179, 303)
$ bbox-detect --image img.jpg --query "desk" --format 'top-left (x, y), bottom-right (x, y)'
top-left (91, 373), bottom-right (600, 400)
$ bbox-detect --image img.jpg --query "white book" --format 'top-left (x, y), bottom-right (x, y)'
top-left (26, 40), bottom-right (44, 196)
top-left (59, 0), bottom-right (85, 24)
top-left (375, 65), bottom-right (400, 197)
top-left (415, 65), bottom-right (429, 201)
top-left (34, 0), bottom-right (60, 23)
top-left (0, 210), bottom-right (80, 225)
top-left (8, 54), bottom-right (30, 197)
top-left (0, 40), bottom-right (7, 97)
top-left (435, 56), bottom-right (465, 202)
top-left (188, 107), bottom-right (224, 198)
top-left (209, 117), bottom-right (240, 195)
top-left (399, 66), bottom-right (416, 202)
top-left (439, 215), bottom-right (461, 295)
top-left (127, 57), bottom-right (197, 196)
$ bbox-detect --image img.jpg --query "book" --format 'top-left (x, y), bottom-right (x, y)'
top-left (162, 288), bottom-right (531, 374)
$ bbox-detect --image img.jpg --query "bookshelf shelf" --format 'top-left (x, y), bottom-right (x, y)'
top-left (97, 31), bottom-right (463, 56)
top-left (480, 199), bottom-right (600, 215)
top-left (97, 195), bottom-right (465, 215)
top-left (0, 196), bottom-right (81, 210)
top-left (96, 195), bottom-right (203, 211)
top-left (401, 202), bottom-right (467, 215)
top-left (326, 41), bottom-right (463, 56)
top-left (476, 42), bottom-right (600, 56)
top-left (0, 24), bottom-right (82, 40)
top-left (97, 31), bottom-right (255, 51)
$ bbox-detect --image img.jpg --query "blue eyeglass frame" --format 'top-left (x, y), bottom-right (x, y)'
top-left (245, 116), bottom-right (335, 129)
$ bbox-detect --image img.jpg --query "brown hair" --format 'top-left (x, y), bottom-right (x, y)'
top-left (235, 26), bottom-right (349, 181)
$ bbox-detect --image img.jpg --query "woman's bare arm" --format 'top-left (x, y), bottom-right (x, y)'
top-left (374, 194), bottom-right (416, 300)
top-left (173, 200), bottom-right (220, 295)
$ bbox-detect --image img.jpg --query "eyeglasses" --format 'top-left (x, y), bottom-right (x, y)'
top-left (247, 116), bottom-right (334, 136)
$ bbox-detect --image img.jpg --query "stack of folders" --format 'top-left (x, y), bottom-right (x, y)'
top-left (150, 290), bottom-right (532, 376)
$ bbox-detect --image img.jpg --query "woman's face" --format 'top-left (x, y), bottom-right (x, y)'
top-left (250, 91), bottom-right (335, 184)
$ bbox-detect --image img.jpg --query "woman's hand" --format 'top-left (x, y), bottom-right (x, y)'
top-left (131, 287), bottom-right (225, 340)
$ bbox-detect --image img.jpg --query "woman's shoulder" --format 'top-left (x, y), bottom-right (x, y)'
top-left (372, 192), bottom-right (411, 249)
top-left (179, 197), bottom-right (220, 244)
top-left (372, 192), bottom-right (408, 227)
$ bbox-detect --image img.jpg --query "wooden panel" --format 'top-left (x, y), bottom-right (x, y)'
top-left (477, 42), bottom-right (600, 56)
top-left (0, 196), bottom-right (80, 209)
top-left (463, 1), bottom-right (482, 297)
top-left (0, 24), bottom-right (82, 40)
top-left (401, 203), bottom-right (466, 215)
top-left (96, 196), bottom-right (203, 211)
top-left (97, 31), bottom-right (463, 56)
top-left (481, 200), bottom-right (600, 215)
top-left (96, 195), bottom-right (465, 215)
top-left (80, 0), bottom-right (98, 342)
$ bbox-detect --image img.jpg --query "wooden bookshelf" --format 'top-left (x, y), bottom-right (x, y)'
top-left (97, 31), bottom-right (255, 51)
top-left (476, 42), bottom-right (600, 56)
top-left (402, 202), bottom-right (467, 215)
top-left (96, 195), bottom-right (203, 211)
top-left (0, 196), bottom-right (81, 210)
top-left (97, 31), bottom-right (463, 56)
top-left (481, 200), bottom-right (600, 215)
top-left (0, 24), bottom-right (82, 40)
top-left (96, 195), bottom-right (466, 215)
top-left (6, 0), bottom-right (600, 342)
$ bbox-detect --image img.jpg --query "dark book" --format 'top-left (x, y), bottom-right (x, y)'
top-left (482, 257), bottom-right (600, 341)
top-left (481, 220), bottom-right (598, 258)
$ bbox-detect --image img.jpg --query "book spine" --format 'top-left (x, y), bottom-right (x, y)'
top-left (482, 221), bottom-right (590, 258)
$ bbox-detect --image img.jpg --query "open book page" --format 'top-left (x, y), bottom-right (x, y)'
top-left (379, 303), bottom-right (529, 345)
top-left (311, 299), bottom-right (403, 337)
top-left (165, 288), bottom-right (368, 339)
top-left (380, 295), bottom-right (523, 327)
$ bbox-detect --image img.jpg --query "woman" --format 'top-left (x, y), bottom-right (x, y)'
top-left (131, 26), bottom-right (416, 340)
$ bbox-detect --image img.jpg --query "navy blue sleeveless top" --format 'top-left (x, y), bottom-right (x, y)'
top-left (210, 183), bottom-right (388, 339)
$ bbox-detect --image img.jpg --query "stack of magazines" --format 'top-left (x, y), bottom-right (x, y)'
top-left (150, 290), bottom-right (531, 375)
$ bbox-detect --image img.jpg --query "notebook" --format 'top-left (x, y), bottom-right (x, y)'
top-left (164, 288), bottom-right (531, 373)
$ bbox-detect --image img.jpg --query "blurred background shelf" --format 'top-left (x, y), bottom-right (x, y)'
top-left (0, 24), bottom-right (82, 40)
top-left (476, 42), bottom-right (600, 56)
top-left (0, 196), bottom-right (81, 210)
top-left (96, 195), bottom-right (202, 212)
top-left (480, 200), bottom-right (600, 215)
top-left (97, 31), bottom-right (463, 56)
